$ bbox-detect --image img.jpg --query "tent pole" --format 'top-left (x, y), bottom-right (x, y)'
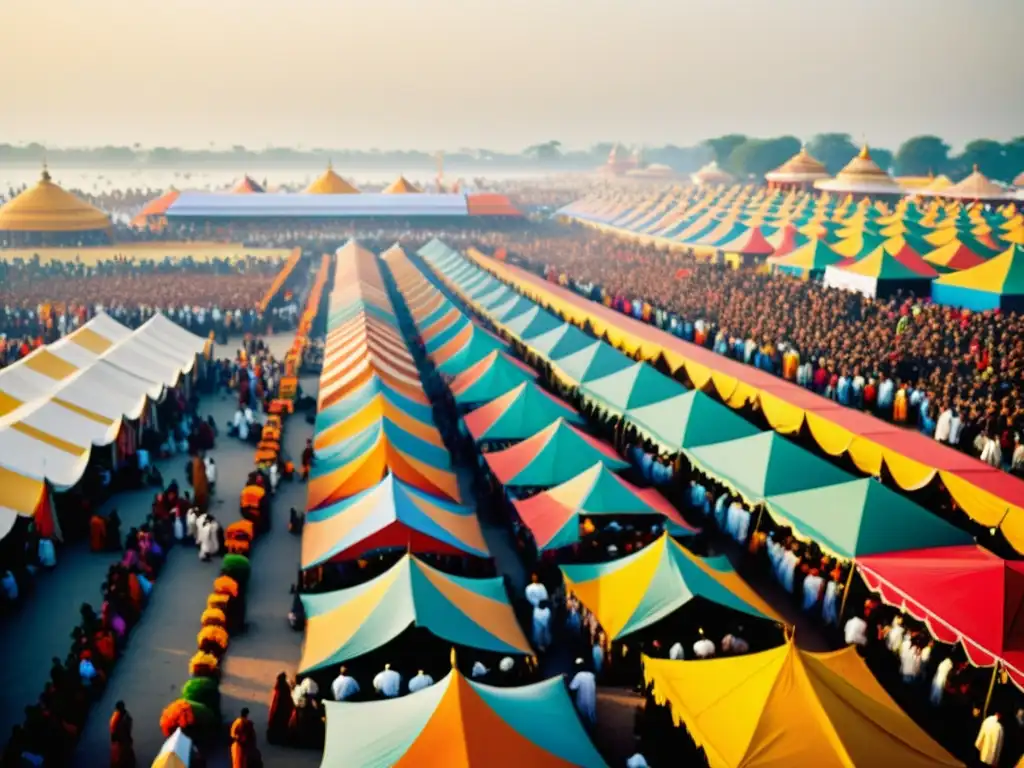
top-left (982, 663), bottom-right (999, 719)
top-left (837, 564), bottom-right (857, 623)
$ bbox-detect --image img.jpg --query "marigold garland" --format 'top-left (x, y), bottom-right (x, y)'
top-left (213, 575), bottom-right (239, 598)
top-left (200, 608), bottom-right (227, 628)
top-left (197, 625), bottom-right (229, 655)
top-left (189, 651), bottom-right (220, 678)
top-left (206, 592), bottom-right (229, 610)
top-left (160, 699), bottom-right (196, 737)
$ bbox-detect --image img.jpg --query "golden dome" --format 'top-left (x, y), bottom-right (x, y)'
top-left (305, 162), bottom-right (360, 194)
top-left (921, 165), bottom-right (1015, 201)
top-left (814, 145), bottom-right (901, 195)
top-left (0, 168), bottom-right (112, 232)
top-left (382, 175), bottom-right (422, 194)
top-left (765, 147), bottom-right (830, 184)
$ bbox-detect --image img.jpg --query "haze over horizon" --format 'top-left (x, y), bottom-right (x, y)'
top-left (2, 0), bottom-right (1021, 153)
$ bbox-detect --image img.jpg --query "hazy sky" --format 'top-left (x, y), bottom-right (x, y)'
top-left (2, 0), bottom-right (1021, 152)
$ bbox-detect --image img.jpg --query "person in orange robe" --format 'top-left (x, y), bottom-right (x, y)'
top-left (90, 514), bottom-right (107, 552)
top-left (230, 707), bottom-right (259, 768)
top-left (192, 455), bottom-right (210, 512)
top-left (109, 701), bottom-right (135, 768)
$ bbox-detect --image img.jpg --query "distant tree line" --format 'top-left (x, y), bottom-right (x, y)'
top-left (2, 134), bottom-right (1022, 182)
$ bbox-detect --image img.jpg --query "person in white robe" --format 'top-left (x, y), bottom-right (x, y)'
top-left (525, 575), bottom-right (548, 608)
top-left (975, 713), bottom-right (1004, 766)
top-left (408, 670), bottom-right (434, 693)
top-left (373, 664), bottom-right (402, 698)
top-left (269, 463), bottom-right (280, 494)
top-left (204, 456), bottom-right (217, 490)
top-left (532, 601), bottom-right (552, 651)
top-left (186, 506), bottom-right (200, 540)
top-left (668, 641), bottom-right (685, 660)
top-left (568, 659), bottom-right (597, 727)
top-left (198, 516), bottom-right (220, 561)
top-left (899, 642), bottom-right (921, 683)
top-left (693, 629), bottom-right (716, 659)
top-left (821, 580), bottom-right (839, 626)
top-left (330, 666), bottom-right (360, 701)
top-left (885, 616), bottom-right (905, 654)
top-left (844, 615), bottom-right (868, 646)
top-left (930, 657), bottom-right (953, 706)
top-left (471, 661), bottom-right (489, 679)
top-left (802, 571), bottom-right (824, 612)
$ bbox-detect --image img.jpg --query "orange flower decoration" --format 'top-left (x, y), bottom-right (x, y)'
top-left (189, 651), bottom-right (220, 678)
top-left (213, 575), bottom-right (239, 598)
top-left (201, 608), bottom-right (227, 628)
top-left (226, 520), bottom-right (254, 541)
top-left (207, 593), bottom-right (229, 611)
top-left (225, 540), bottom-right (251, 556)
top-left (160, 699), bottom-right (195, 737)
top-left (197, 625), bottom-right (229, 654)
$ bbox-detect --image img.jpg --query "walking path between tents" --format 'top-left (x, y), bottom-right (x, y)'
top-left (0, 359), bottom-right (242, 742)
top-left (207, 368), bottom-right (320, 768)
top-left (68, 333), bottom-right (295, 766)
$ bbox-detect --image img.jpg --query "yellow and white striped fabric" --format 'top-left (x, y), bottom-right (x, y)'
top-left (0, 313), bottom-right (208, 540)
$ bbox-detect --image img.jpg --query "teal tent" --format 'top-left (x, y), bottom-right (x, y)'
top-left (627, 390), bottom-right (759, 450)
top-left (688, 432), bottom-right (851, 502)
top-left (764, 478), bottom-right (974, 559)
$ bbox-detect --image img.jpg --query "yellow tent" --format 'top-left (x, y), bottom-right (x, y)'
top-left (0, 168), bottom-right (112, 232)
top-left (382, 175), bottom-right (422, 194)
top-left (305, 162), bottom-right (360, 194)
top-left (642, 642), bottom-right (961, 768)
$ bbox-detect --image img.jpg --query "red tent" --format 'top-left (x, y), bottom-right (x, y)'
top-left (858, 545), bottom-right (1024, 687)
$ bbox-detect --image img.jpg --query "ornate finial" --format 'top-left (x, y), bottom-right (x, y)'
top-left (972, 164), bottom-right (979, 173)
top-left (327, 159), bottom-right (333, 171)
top-left (857, 144), bottom-right (871, 160)
top-left (450, 647), bottom-right (458, 669)
top-left (41, 152), bottom-right (51, 183)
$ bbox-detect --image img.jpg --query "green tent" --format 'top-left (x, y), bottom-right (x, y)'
top-left (581, 361), bottom-right (687, 413)
top-left (627, 390), bottom-right (759, 450)
top-left (484, 418), bottom-right (629, 487)
top-left (463, 381), bottom-right (582, 442)
top-left (689, 432), bottom-right (851, 502)
top-left (503, 305), bottom-right (565, 341)
top-left (553, 340), bottom-right (635, 384)
top-left (528, 323), bottom-right (594, 361)
top-left (451, 352), bottom-right (535, 405)
top-left (764, 479), bottom-right (974, 559)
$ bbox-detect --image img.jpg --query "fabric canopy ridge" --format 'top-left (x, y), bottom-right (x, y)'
top-left (462, 382), bottom-right (582, 443)
top-left (299, 555), bottom-right (530, 673)
top-left (642, 643), bottom-right (961, 768)
top-left (484, 419), bottom-right (628, 487)
top-left (320, 669), bottom-right (607, 768)
top-left (561, 534), bottom-right (782, 639)
top-left (302, 474), bottom-right (489, 567)
top-left (764, 478), bottom-right (974, 559)
top-left (514, 463), bottom-right (695, 551)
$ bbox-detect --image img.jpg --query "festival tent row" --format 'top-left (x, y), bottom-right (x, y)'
top-left (400, 244), bottom-right (813, 638)
top-left (429, 241), bottom-right (1024, 696)
top-left (321, 663), bottom-right (609, 768)
top-left (298, 554), bottom-right (530, 674)
top-left (306, 242), bottom-right (461, 511)
top-left (557, 167), bottom-right (1022, 283)
top-left (385, 244), bottom-right (698, 552)
top-left (0, 312), bottom-right (207, 542)
top-left (450, 244), bottom-right (1024, 556)
top-left (642, 643), bottom-right (962, 767)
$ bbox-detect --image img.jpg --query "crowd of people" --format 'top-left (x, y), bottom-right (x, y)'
top-left (475, 228), bottom-right (1024, 476)
top-left (404, 239), bottom-right (1024, 766)
top-left (0, 256), bottom-right (305, 371)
